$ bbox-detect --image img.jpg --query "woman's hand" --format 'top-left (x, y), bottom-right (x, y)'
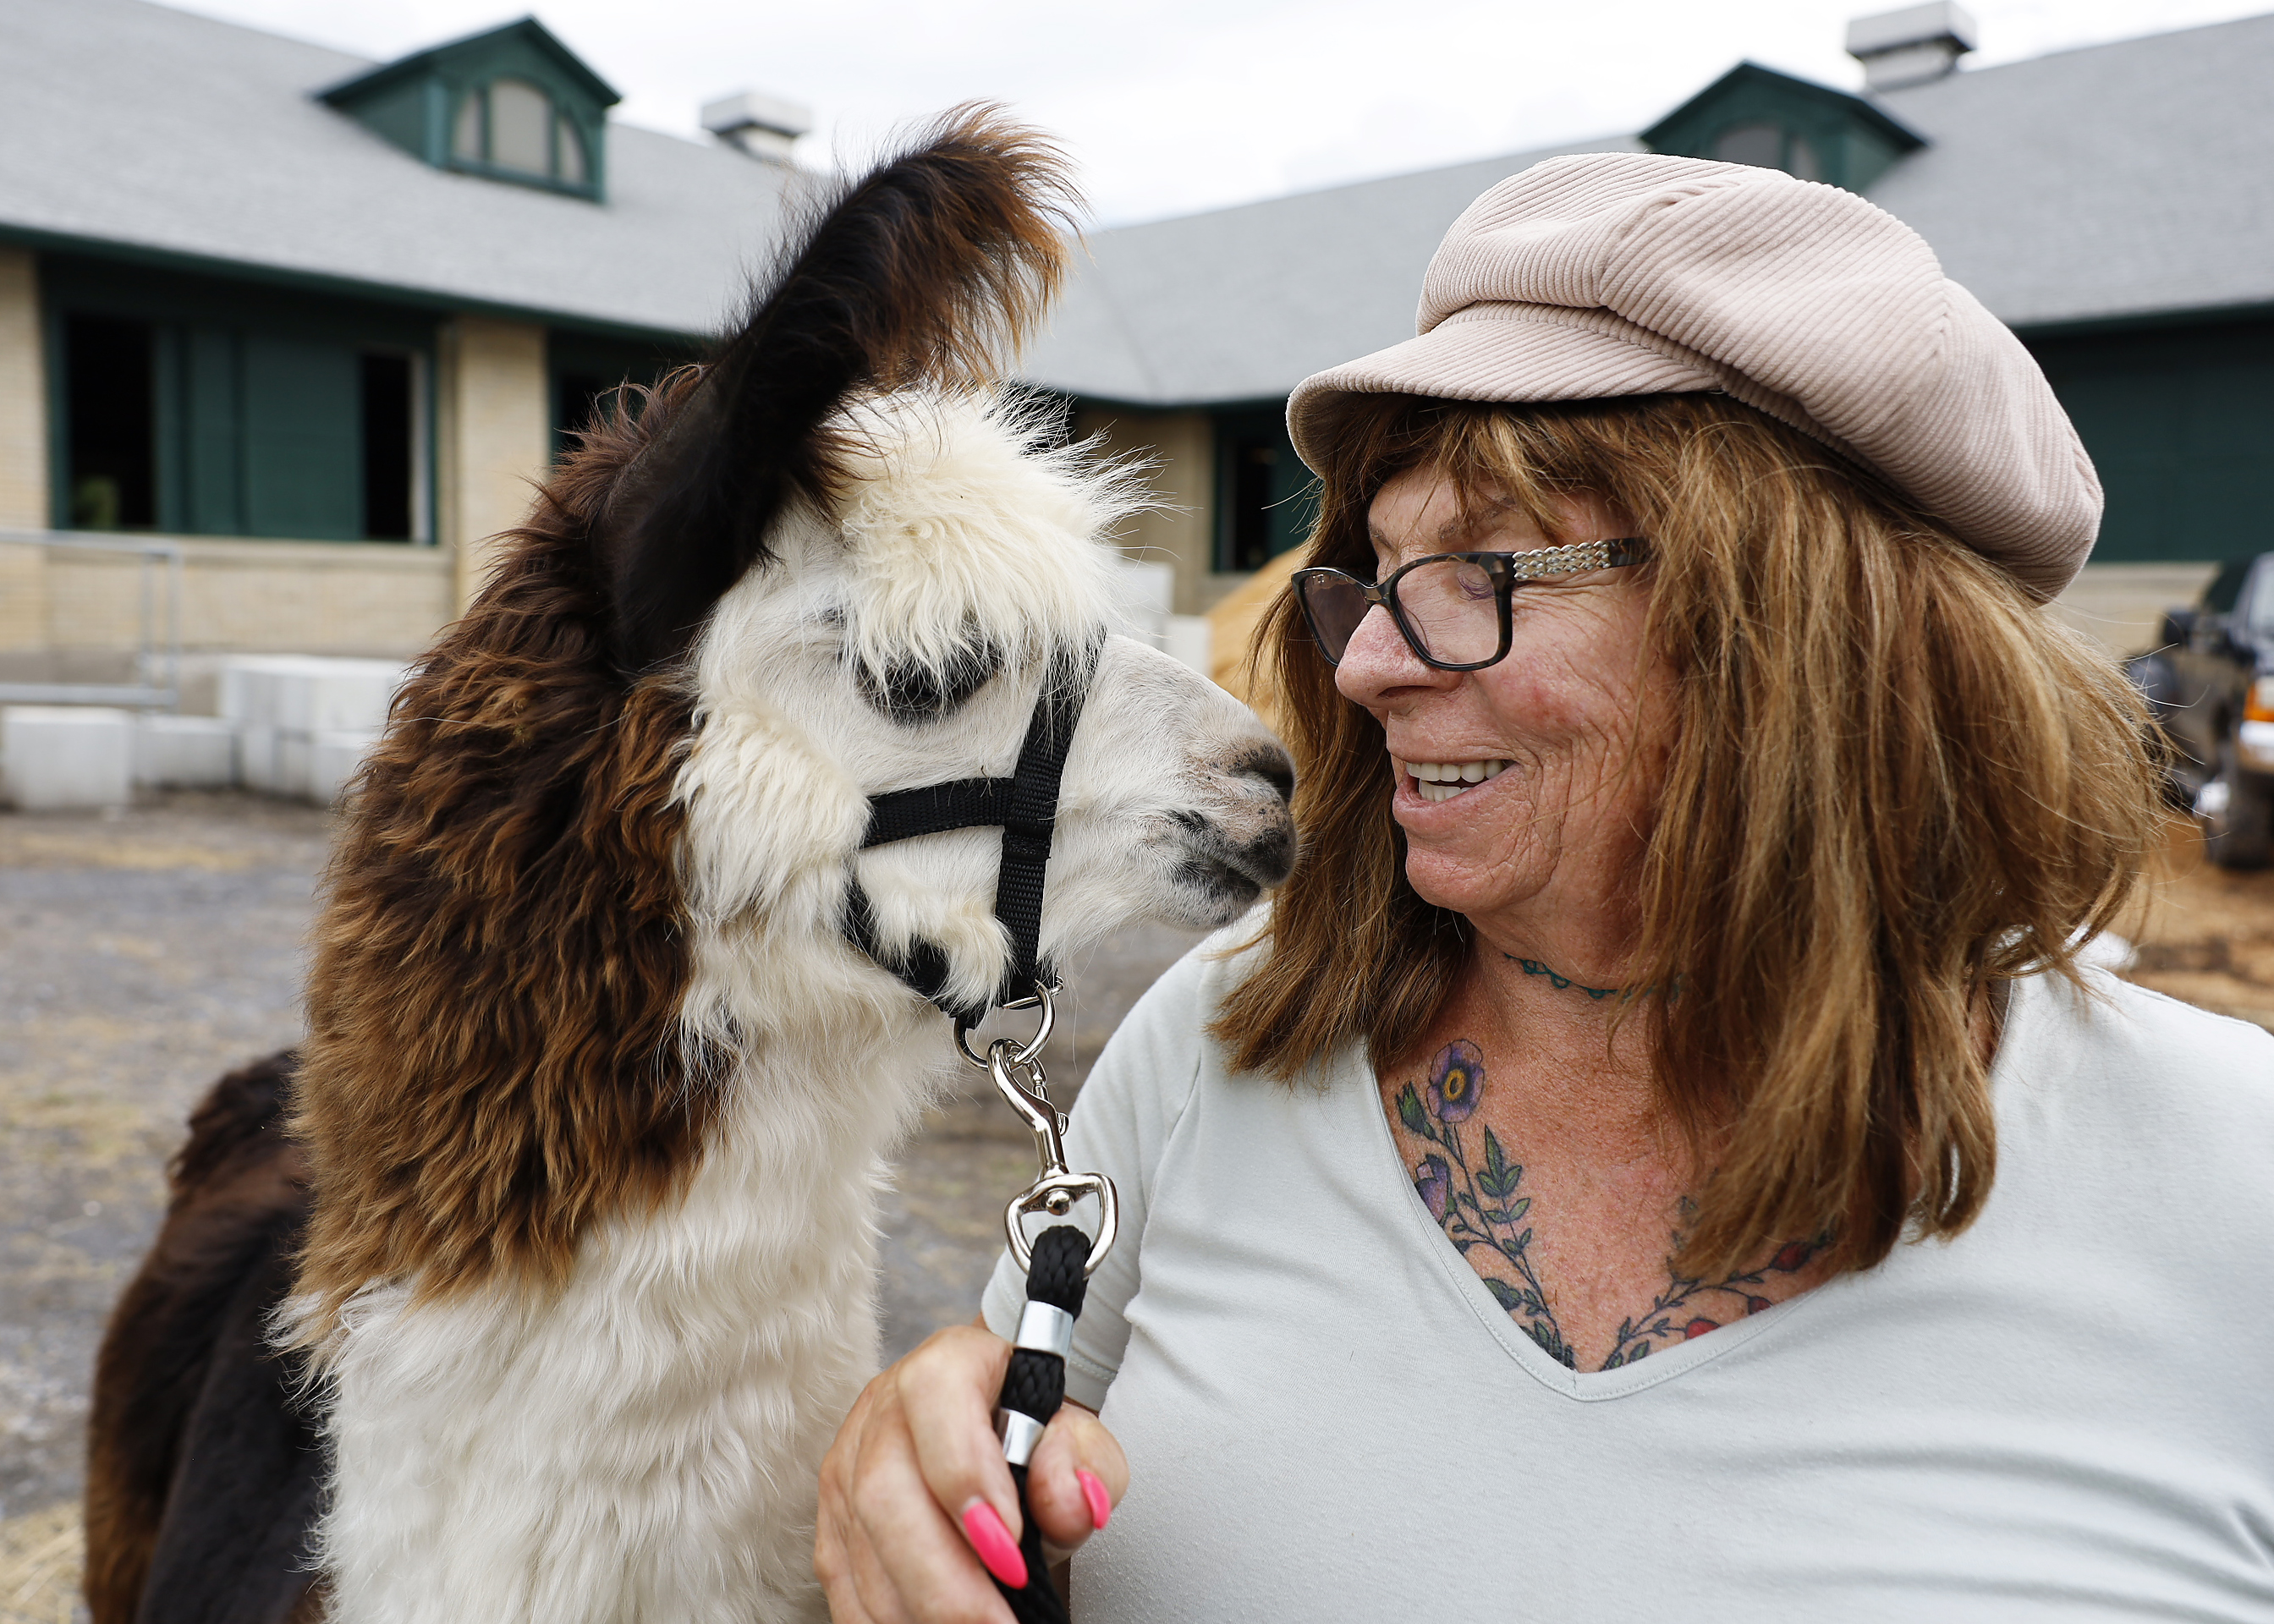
top-left (816, 1322), bottom-right (1128, 1623)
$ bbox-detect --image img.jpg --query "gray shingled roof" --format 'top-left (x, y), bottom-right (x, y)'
top-left (1867, 11), bottom-right (2274, 330)
top-left (1022, 138), bottom-right (1642, 405)
top-left (0, 0), bottom-right (798, 338)
top-left (6, 2), bottom-right (2266, 385)
top-left (1026, 12), bottom-right (2274, 406)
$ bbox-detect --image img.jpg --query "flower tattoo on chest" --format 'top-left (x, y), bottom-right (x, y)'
top-left (1393, 1040), bottom-right (1815, 1371)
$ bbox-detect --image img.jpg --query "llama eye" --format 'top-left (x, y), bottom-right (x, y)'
top-left (857, 645), bottom-right (1001, 723)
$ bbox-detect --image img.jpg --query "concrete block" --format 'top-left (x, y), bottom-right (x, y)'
top-left (276, 733), bottom-right (312, 802)
top-left (272, 659), bottom-right (404, 734)
top-left (310, 728), bottom-right (380, 804)
top-left (238, 723), bottom-right (284, 795)
top-left (1164, 614), bottom-right (1212, 676)
top-left (219, 654), bottom-right (398, 727)
top-left (1114, 558), bottom-right (1175, 650)
top-left (3, 705), bottom-right (133, 809)
top-left (134, 713), bottom-right (236, 788)
top-left (221, 655), bottom-right (405, 801)
top-left (218, 656), bottom-right (302, 727)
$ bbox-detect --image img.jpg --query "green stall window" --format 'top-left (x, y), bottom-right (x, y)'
top-left (1214, 405), bottom-right (1316, 573)
top-left (2030, 318), bottom-right (2274, 563)
top-left (240, 334), bottom-right (364, 540)
top-left (57, 313), bottom-right (428, 541)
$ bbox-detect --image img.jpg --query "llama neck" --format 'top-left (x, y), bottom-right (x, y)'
top-left (314, 1008), bottom-right (958, 1624)
top-left (614, 1007), bottom-right (954, 1292)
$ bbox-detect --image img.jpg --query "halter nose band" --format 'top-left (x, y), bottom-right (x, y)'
top-left (840, 639), bottom-right (1102, 1025)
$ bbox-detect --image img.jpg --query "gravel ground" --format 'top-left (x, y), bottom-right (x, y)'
top-left (2120, 828), bottom-right (2274, 1028)
top-left (3, 795), bottom-right (2268, 1620)
top-left (0, 795), bottom-right (326, 1528)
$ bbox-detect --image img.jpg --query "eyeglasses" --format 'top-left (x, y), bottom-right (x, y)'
top-left (1293, 538), bottom-right (1649, 671)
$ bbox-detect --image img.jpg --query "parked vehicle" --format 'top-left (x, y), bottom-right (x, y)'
top-left (2126, 552), bottom-right (2274, 868)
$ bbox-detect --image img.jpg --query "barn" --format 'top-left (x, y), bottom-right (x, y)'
top-left (0, 3), bottom-right (797, 704)
top-left (1, 0), bottom-right (2266, 714)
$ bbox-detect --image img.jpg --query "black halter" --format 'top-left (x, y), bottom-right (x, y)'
top-left (840, 640), bottom-right (1100, 1027)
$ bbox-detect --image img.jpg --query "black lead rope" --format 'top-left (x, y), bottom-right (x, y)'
top-left (963, 1020), bottom-right (1117, 1621)
top-left (991, 1224), bottom-right (1092, 1622)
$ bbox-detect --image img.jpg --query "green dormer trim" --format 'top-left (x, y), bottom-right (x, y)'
top-left (318, 18), bottom-right (621, 203)
top-left (1642, 62), bottom-right (1925, 195)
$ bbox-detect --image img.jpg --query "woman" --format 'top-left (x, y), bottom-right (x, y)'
top-left (817, 152), bottom-right (2274, 1620)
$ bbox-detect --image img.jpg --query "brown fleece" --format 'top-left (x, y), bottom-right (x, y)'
top-left (288, 391), bottom-right (707, 1329)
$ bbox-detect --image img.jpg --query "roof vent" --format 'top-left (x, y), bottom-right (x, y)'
top-left (700, 91), bottom-right (811, 162)
top-left (1846, 2), bottom-right (1977, 91)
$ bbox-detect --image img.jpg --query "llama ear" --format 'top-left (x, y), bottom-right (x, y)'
top-left (596, 106), bottom-right (1079, 674)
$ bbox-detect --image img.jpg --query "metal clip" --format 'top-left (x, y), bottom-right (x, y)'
top-left (987, 1041), bottom-right (1118, 1277)
top-left (953, 980), bottom-right (1056, 1069)
top-left (960, 984), bottom-right (1117, 1278)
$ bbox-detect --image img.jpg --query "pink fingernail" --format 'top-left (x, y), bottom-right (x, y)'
top-left (962, 1501), bottom-right (1029, 1589)
top-left (1077, 1469), bottom-right (1112, 1530)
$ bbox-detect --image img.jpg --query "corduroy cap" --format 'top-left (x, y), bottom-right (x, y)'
top-left (1287, 151), bottom-right (2100, 599)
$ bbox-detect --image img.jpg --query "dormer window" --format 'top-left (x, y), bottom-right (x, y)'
top-left (1642, 61), bottom-right (1924, 194)
top-left (1711, 121), bottom-right (1823, 182)
top-left (320, 18), bottom-right (618, 202)
top-left (451, 78), bottom-right (589, 187)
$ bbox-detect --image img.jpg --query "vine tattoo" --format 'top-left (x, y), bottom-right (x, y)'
top-left (1503, 954), bottom-right (1623, 1001)
top-left (1394, 1040), bottom-right (1816, 1372)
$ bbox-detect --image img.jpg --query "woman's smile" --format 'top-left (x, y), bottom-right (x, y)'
top-left (1393, 754), bottom-right (1514, 804)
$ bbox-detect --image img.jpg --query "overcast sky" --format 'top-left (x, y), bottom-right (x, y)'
top-left (163, 0), bottom-right (2267, 225)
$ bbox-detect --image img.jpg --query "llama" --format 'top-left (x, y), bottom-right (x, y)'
top-left (83, 111), bottom-right (1294, 1624)
top-left (85, 1051), bottom-right (322, 1624)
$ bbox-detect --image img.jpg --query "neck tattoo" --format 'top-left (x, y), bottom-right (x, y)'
top-left (1503, 953), bottom-right (1624, 1001)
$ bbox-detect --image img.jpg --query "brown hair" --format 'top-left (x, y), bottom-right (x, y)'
top-left (1215, 393), bottom-right (2167, 1279)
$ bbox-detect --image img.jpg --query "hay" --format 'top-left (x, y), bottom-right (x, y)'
top-left (0, 1503), bottom-right (82, 1624)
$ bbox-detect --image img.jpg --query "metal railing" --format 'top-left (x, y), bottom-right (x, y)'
top-left (0, 529), bottom-right (184, 710)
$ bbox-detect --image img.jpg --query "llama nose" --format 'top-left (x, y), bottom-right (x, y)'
top-left (1233, 743), bottom-right (1295, 807)
top-left (1223, 744), bottom-right (1297, 886)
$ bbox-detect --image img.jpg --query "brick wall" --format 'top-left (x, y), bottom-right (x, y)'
top-left (437, 314), bottom-right (551, 610)
top-left (2048, 562), bottom-right (2216, 658)
top-left (0, 296), bottom-right (543, 675)
top-left (0, 248), bottom-right (50, 656)
top-left (1, 532), bottom-right (453, 672)
top-left (0, 246), bottom-right (44, 534)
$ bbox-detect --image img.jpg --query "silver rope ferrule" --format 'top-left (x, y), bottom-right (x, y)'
top-left (996, 1408), bottom-right (1046, 1468)
top-left (1013, 1299), bottom-right (1075, 1363)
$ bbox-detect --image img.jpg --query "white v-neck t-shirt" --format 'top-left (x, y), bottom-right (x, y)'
top-left (984, 932), bottom-right (2274, 1620)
